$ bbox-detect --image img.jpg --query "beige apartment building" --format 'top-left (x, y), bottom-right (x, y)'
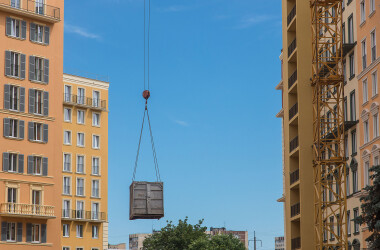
top-left (62, 73), bottom-right (109, 250)
top-left (277, 0), bottom-right (377, 249)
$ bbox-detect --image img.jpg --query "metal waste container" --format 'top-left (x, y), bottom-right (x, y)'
top-left (130, 181), bottom-right (164, 220)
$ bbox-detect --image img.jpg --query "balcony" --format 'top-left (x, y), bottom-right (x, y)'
top-left (290, 136), bottom-right (299, 153)
top-left (287, 5), bottom-right (296, 26)
top-left (61, 209), bottom-right (107, 222)
top-left (290, 169), bottom-right (299, 185)
top-left (288, 39), bottom-right (297, 57)
top-left (0, 203), bottom-right (55, 219)
top-left (63, 94), bottom-right (107, 111)
top-left (291, 203), bottom-right (300, 217)
top-left (0, 0), bottom-right (60, 23)
top-left (289, 103), bottom-right (298, 121)
top-left (288, 70), bottom-right (297, 90)
top-left (291, 237), bottom-right (301, 249)
top-left (342, 42), bottom-right (356, 58)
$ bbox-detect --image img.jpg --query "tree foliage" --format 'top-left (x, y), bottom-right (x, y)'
top-left (355, 165), bottom-right (380, 249)
top-left (143, 218), bottom-right (246, 250)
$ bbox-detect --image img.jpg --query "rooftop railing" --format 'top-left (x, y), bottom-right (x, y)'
top-left (0, 0), bottom-right (60, 20)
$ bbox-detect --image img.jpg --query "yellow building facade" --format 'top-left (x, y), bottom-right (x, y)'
top-left (61, 73), bottom-right (109, 250)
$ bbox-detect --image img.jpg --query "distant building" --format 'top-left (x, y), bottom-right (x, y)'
top-left (109, 243), bottom-right (127, 249)
top-left (206, 227), bottom-right (248, 249)
top-left (275, 236), bottom-right (285, 250)
top-left (129, 234), bottom-right (152, 250)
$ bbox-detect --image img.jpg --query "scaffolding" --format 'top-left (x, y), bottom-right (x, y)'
top-left (311, 0), bottom-right (348, 249)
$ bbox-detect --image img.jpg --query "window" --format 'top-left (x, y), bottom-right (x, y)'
top-left (35, 57), bottom-right (44, 82)
top-left (9, 85), bottom-right (19, 111)
top-left (78, 88), bottom-right (85, 105)
top-left (370, 0), bottom-right (375, 14)
top-left (327, 111), bottom-right (331, 130)
top-left (63, 247), bottom-right (70, 250)
top-left (344, 97), bottom-right (348, 121)
top-left (374, 114), bottom-right (379, 138)
top-left (343, 61), bottom-right (347, 83)
top-left (64, 108), bottom-right (72, 122)
top-left (35, 0), bottom-right (44, 14)
top-left (329, 178), bottom-right (333, 202)
top-left (33, 90), bottom-right (43, 115)
top-left (64, 131), bottom-right (71, 145)
top-left (353, 169), bottom-right (358, 193)
top-left (77, 110), bottom-right (85, 124)
top-left (7, 188), bottom-right (17, 212)
top-left (93, 91), bottom-right (100, 107)
top-left (371, 31), bottom-right (377, 62)
top-left (30, 23), bottom-right (49, 44)
top-left (373, 71), bottom-right (378, 96)
top-left (375, 156), bottom-right (379, 165)
top-left (348, 15), bottom-right (354, 43)
top-left (349, 53), bottom-right (355, 78)
top-left (10, 52), bottom-right (21, 78)
top-left (365, 161), bottom-right (370, 186)
top-left (77, 248), bottom-right (84, 250)
top-left (76, 225), bottom-right (83, 238)
top-left (364, 120), bottom-right (369, 143)
top-left (346, 172), bottom-right (350, 196)
top-left (347, 210), bottom-right (351, 235)
top-left (323, 220), bottom-right (327, 241)
top-left (351, 130), bottom-right (357, 154)
top-left (6, 222), bottom-right (16, 242)
top-left (77, 155), bottom-right (84, 173)
top-left (77, 133), bottom-right (84, 147)
top-left (354, 209), bottom-right (359, 233)
top-left (345, 135), bottom-right (348, 158)
top-left (93, 135), bottom-right (100, 149)
top-left (11, 0), bottom-right (20, 8)
top-left (63, 200), bottom-right (70, 218)
top-left (33, 156), bottom-right (42, 175)
top-left (63, 153), bottom-right (71, 172)
top-left (360, 0), bottom-right (366, 23)
top-left (63, 177), bottom-right (71, 195)
top-left (92, 225), bottom-right (99, 239)
top-left (350, 91), bottom-right (356, 121)
top-left (92, 202), bottom-right (99, 220)
top-left (77, 178), bottom-right (84, 196)
top-left (362, 39), bottom-right (367, 70)
top-left (76, 201), bottom-right (84, 219)
top-left (63, 224), bottom-right (69, 237)
top-left (92, 180), bottom-right (99, 198)
top-left (9, 119), bottom-right (19, 138)
top-left (330, 217), bottom-right (334, 240)
top-left (337, 214), bottom-right (341, 237)
top-left (31, 224), bottom-right (40, 243)
top-left (64, 85), bottom-right (72, 102)
top-left (92, 157), bottom-right (100, 175)
top-left (92, 112), bottom-right (100, 126)
top-left (7, 18), bottom-right (22, 38)
top-left (34, 123), bottom-right (43, 141)
top-left (5, 153), bottom-right (21, 173)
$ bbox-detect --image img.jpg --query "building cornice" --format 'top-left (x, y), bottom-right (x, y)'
top-left (63, 74), bottom-right (110, 90)
top-left (357, 57), bottom-right (380, 80)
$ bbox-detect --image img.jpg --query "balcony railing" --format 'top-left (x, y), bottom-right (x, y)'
top-left (288, 39), bottom-right (297, 56)
top-left (0, 0), bottom-right (60, 21)
top-left (62, 209), bottom-right (107, 221)
top-left (0, 203), bottom-right (55, 218)
top-left (289, 103), bottom-right (298, 120)
top-left (290, 169), bottom-right (299, 185)
top-left (290, 136), bottom-right (299, 153)
top-left (288, 70), bottom-right (297, 89)
top-left (291, 203), bottom-right (300, 217)
top-left (291, 237), bottom-right (301, 249)
top-left (287, 5), bottom-right (296, 26)
top-left (63, 94), bottom-right (107, 110)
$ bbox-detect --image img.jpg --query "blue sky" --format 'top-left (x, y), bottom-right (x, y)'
top-left (64, 0), bottom-right (283, 249)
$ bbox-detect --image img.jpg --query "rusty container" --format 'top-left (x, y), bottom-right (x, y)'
top-left (130, 181), bottom-right (164, 220)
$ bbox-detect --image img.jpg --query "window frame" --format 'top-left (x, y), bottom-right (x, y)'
top-left (77, 132), bottom-right (85, 147)
top-left (77, 109), bottom-right (85, 125)
top-left (92, 134), bottom-right (100, 149)
top-left (64, 108), bottom-right (72, 122)
top-left (63, 130), bottom-right (72, 145)
top-left (63, 176), bottom-right (71, 195)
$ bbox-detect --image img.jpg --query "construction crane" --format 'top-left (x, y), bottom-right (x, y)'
top-left (310, 0), bottom-right (348, 249)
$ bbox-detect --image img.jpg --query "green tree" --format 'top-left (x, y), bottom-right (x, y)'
top-left (143, 217), bottom-right (207, 250)
top-left (355, 165), bottom-right (380, 249)
top-left (143, 218), bottom-right (246, 250)
top-left (189, 234), bottom-right (246, 250)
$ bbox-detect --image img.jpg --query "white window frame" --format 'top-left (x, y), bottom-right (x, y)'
top-left (9, 18), bottom-right (21, 38)
top-left (77, 87), bottom-right (85, 105)
top-left (92, 157), bottom-right (100, 175)
top-left (363, 78), bottom-right (368, 103)
top-left (8, 153), bottom-right (18, 172)
top-left (362, 38), bottom-right (367, 70)
top-left (371, 29), bottom-right (377, 62)
top-left (9, 119), bottom-right (18, 138)
top-left (64, 85), bottom-right (72, 102)
top-left (76, 178), bottom-right (85, 196)
top-left (31, 223), bottom-right (41, 243)
top-left (10, 52), bottom-right (21, 78)
top-left (372, 70), bottom-right (378, 97)
top-left (64, 130), bottom-right (72, 145)
top-left (77, 110), bottom-right (85, 124)
top-left (360, 0), bottom-right (366, 24)
top-left (76, 200), bottom-right (84, 219)
top-left (364, 161), bottom-right (370, 186)
top-left (6, 222), bottom-right (16, 242)
top-left (92, 135), bottom-right (100, 149)
top-left (374, 113), bottom-right (379, 138)
top-left (63, 153), bottom-right (71, 172)
top-left (92, 179), bottom-right (100, 198)
top-left (92, 225), bottom-right (99, 239)
top-left (62, 224), bottom-right (70, 237)
top-left (64, 108), bottom-right (72, 122)
top-left (76, 155), bottom-right (85, 174)
top-left (369, 0), bottom-right (375, 14)
top-left (92, 112), bottom-right (100, 127)
top-left (76, 225), bottom-right (83, 238)
top-left (92, 90), bottom-right (100, 107)
top-left (62, 199), bottom-right (70, 218)
top-left (77, 132), bottom-right (85, 147)
top-left (63, 176), bottom-right (71, 195)
top-left (364, 120), bottom-right (370, 143)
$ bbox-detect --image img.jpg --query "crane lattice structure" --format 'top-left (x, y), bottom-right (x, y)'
top-left (311, 0), bottom-right (348, 249)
